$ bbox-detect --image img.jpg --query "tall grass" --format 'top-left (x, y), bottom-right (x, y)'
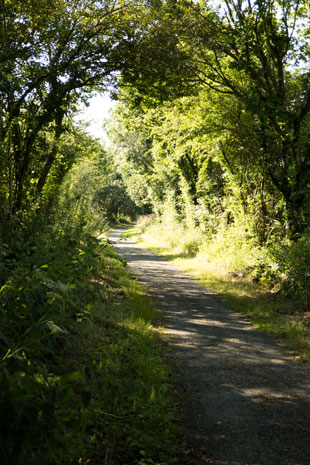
top-left (133, 209), bottom-right (266, 271)
top-left (128, 213), bottom-right (310, 362)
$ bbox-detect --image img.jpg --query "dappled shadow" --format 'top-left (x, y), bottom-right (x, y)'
top-left (110, 228), bottom-right (310, 465)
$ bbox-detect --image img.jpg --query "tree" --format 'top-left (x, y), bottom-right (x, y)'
top-left (107, 100), bottom-right (160, 208)
top-left (119, 0), bottom-right (310, 236)
top-left (0, 0), bottom-right (150, 220)
top-left (60, 132), bottom-right (140, 228)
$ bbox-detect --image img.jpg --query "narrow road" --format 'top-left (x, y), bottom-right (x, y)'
top-left (109, 227), bottom-right (310, 465)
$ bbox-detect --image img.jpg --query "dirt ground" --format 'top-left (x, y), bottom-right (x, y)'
top-left (109, 227), bottom-right (310, 465)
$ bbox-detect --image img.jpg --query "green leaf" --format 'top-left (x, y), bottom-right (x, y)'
top-left (46, 320), bottom-right (67, 335)
top-left (0, 284), bottom-right (8, 294)
top-left (150, 385), bottom-right (156, 402)
top-left (61, 371), bottom-right (84, 384)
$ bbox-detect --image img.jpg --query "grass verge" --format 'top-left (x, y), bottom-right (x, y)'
top-left (76, 243), bottom-right (177, 465)
top-left (78, 245), bottom-right (178, 465)
top-left (126, 220), bottom-right (310, 363)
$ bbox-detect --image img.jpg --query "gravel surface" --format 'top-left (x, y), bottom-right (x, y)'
top-left (109, 227), bottom-right (310, 465)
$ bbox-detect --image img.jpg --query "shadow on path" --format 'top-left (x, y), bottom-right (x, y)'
top-left (109, 227), bottom-right (310, 465)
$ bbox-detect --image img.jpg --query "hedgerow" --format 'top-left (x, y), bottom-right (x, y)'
top-left (0, 220), bottom-right (175, 464)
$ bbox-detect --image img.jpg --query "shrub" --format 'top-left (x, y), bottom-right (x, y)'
top-left (0, 217), bottom-right (176, 464)
top-left (277, 235), bottom-right (310, 304)
top-left (0, 222), bottom-right (103, 464)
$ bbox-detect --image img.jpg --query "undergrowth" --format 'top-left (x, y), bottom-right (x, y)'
top-left (127, 216), bottom-right (310, 362)
top-left (0, 219), bottom-right (176, 464)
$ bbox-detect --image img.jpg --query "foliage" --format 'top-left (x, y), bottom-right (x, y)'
top-left (118, 0), bottom-right (310, 237)
top-left (108, 86), bottom-right (289, 247)
top-left (59, 146), bottom-right (141, 231)
top-left (0, 111), bottom-right (172, 464)
top-left (106, 0), bottom-right (310, 351)
top-left (0, 219), bottom-right (99, 463)
top-left (128, 217), bottom-right (310, 361)
top-left (258, 234), bottom-right (310, 305)
top-left (284, 235), bottom-right (310, 304)
top-left (0, 212), bottom-right (176, 464)
top-left (0, 0), bottom-right (155, 221)
top-left (2, 0), bottom-right (310, 458)
top-left (130, 208), bottom-right (263, 271)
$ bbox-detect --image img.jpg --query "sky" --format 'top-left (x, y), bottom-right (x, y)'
top-left (77, 92), bottom-right (115, 143)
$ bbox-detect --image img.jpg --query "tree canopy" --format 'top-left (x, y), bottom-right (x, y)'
top-left (2, 2), bottom-right (310, 463)
top-left (0, 0), bottom-right (154, 219)
top-left (115, 0), bottom-right (310, 237)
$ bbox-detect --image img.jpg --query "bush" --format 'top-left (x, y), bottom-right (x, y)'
top-left (276, 235), bottom-right (310, 304)
top-left (0, 222), bottom-right (103, 464)
top-left (0, 216), bottom-right (176, 464)
top-left (137, 206), bottom-right (264, 270)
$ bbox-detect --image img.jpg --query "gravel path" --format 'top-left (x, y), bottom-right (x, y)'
top-left (109, 227), bottom-right (310, 465)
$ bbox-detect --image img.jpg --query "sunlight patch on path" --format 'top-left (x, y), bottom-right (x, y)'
top-left (109, 227), bottom-right (310, 465)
